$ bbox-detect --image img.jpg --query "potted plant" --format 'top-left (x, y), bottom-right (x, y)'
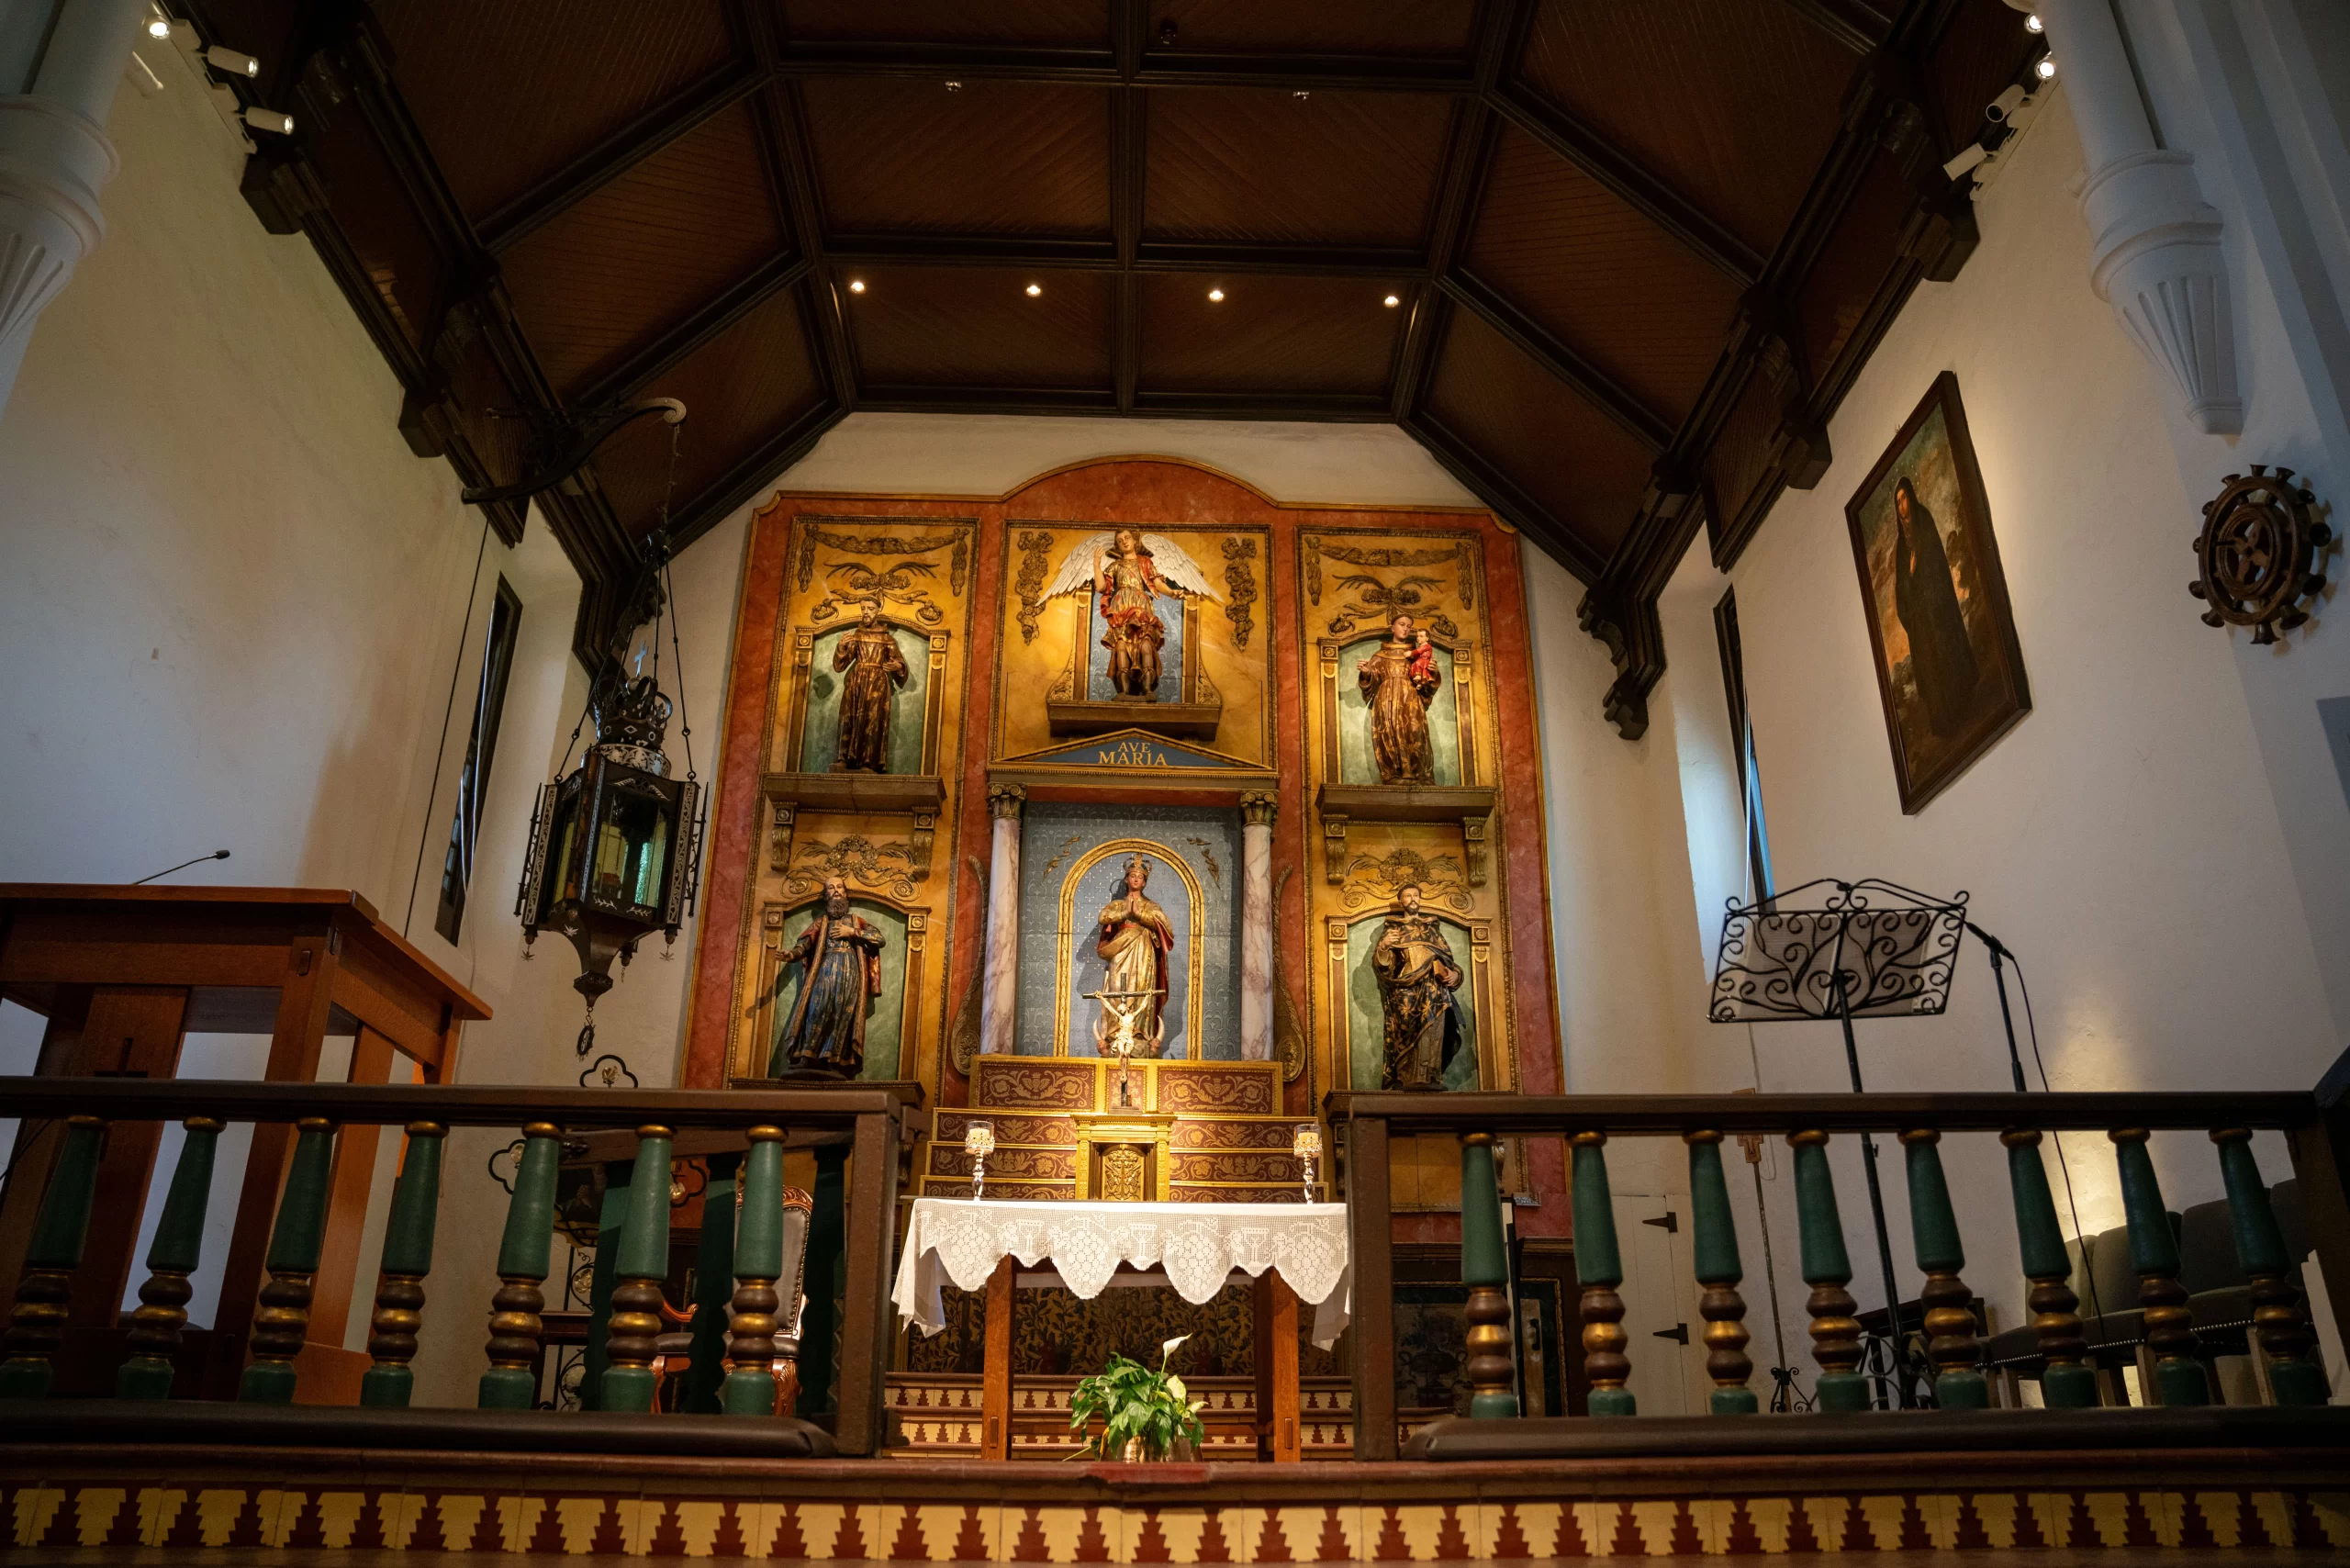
top-left (1067, 1335), bottom-right (1207, 1462)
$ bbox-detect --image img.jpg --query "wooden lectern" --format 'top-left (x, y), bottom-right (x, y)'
top-left (0, 885), bottom-right (489, 1398)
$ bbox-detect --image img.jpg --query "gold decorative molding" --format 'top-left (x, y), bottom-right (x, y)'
top-left (793, 521), bottom-right (969, 596)
top-left (1013, 530), bottom-right (1055, 644)
top-left (988, 782), bottom-right (1026, 820)
top-left (785, 834), bottom-right (923, 901)
top-left (810, 559), bottom-right (945, 625)
top-left (1240, 790), bottom-right (1277, 827)
top-left (1221, 535), bottom-right (1258, 647)
top-left (1337, 846), bottom-right (1472, 914)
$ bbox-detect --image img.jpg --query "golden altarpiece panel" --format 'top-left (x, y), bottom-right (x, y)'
top-left (722, 512), bottom-right (977, 1087)
top-left (687, 462), bottom-right (1563, 1251)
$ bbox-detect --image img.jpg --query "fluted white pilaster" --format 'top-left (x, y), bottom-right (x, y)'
top-left (0, 0), bottom-right (147, 416)
top-left (1238, 791), bottom-right (1276, 1061)
top-left (979, 784), bottom-right (1024, 1055)
top-left (2022, 0), bottom-right (2241, 434)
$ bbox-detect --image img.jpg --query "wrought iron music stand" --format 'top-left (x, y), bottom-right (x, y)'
top-left (1709, 877), bottom-right (1969, 1409)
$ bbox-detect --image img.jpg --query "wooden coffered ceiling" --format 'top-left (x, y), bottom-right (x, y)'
top-left (198, 0), bottom-right (2041, 730)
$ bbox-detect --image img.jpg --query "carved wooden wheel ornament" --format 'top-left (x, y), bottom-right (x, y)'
top-left (2189, 465), bottom-right (2331, 644)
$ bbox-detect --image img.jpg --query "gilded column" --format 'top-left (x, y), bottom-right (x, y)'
top-left (1238, 790), bottom-right (1276, 1060)
top-left (979, 783), bottom-right (1024, 1055)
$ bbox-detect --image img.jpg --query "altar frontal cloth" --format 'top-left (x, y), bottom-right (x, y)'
top-left (892, 1198), bottom-right (1352, 1348)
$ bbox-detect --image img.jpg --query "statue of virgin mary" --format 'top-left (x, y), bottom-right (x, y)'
top-left (1093, 854), bottom-right (1176, 1057)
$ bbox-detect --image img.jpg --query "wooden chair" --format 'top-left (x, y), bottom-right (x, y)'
top-left (651, 1183), bottom-right (813, 1412)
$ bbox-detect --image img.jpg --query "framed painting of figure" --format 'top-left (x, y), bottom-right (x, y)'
top-left (1844, 372), bottom-right (2031, 812)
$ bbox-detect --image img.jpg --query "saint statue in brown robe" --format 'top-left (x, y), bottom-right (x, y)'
top-left (831, 603), bottom-right (909, 773)
top-left (1371, 884), bottom-right (1467, 1090)
top-left (1358, 613), bottom-right (1440, 784)
top-left (1093, 855), bottom-right (1176, 1058)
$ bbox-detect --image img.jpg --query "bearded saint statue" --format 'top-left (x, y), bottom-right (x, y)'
top-left (831, 602), bottom-right (909, 773)
top-left (1094, 855), bottom-right (1176, 1058)
top-left (1371, 884), bottom-right (1467, 1091)
top-left (1358, 612), bottom-right (1440, 784)
top-left (771, 876), bottom-right (887, 1079)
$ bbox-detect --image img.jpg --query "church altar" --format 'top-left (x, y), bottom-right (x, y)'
top-left (891, 1197), bottom-right (1353, 1347)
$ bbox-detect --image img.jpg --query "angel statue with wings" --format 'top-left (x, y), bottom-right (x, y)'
top-left (1040, 528), bottom-right (1221, 700)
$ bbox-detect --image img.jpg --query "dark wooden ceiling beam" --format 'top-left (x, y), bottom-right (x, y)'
top-left (822, 237), bottom-right (1427, 276)
top-left (477, 63), bottom-right (767, 253)
top-left (859, 386), bottom-right (1119, 414)
top-left (1403, 409), bottom-right (1607, 582)
top-left (1112, 0), bottom-right (1147, 414)
top-left (1775, 0), bottom-right (1895, 55)
top-left (740, 0), bottom-right (856, 411)
top-left (770, 40), bottom-right (1475, 95)
top-left (1437, 271), bottom-right (1673, 452)
top-left (1390, 0), bottom-right (1520, 421)
top-left (576, 252), bottom-right (813, 412)
top-left (1484, 83), bottom-right (1766, 286)
top-left (663, 399), bottom-right (850, 553)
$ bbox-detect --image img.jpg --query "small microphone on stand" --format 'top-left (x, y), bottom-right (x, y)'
top-left (1964, 920), bottom-right (2011, 958)
top-left (131, 850), bottom-right (230, 886)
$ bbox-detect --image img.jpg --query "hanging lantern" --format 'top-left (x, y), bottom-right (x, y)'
top-left (516, 663), bottom-right (700, 1038)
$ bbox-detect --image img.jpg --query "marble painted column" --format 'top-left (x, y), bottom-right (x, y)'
top-left (979, 783), bottom-right (1024, 1055)
top-left (1238, 790), bottom-right (1276, 1061)
top-left (0, 0), bottom-right (149, 414)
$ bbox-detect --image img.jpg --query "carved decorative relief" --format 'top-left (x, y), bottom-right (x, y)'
top-left (1171, 1120), bottom-right (1298, 1149)
top-left (976, 1058), bottom-right (1095, 1110)
top-left (1326, 571), bottom-right (1460, 640)
top-left (1222, 535), bottom-right (1259, 647)
top-left (796, 526), bottom-right (966, 593)
top-left (811, 560), bottom-right (944, 624)
top-left (1340, 846), bottom-right (1472, 913)
top-left (936, 1112), bottom-right (1080, 1147)
top-left (1156, 1070), bottom-right (1276, 1116)
top-left (1099, 1144), bottom-right (1149, 1202)
top-left (785, 834), bottom-right (923, 900)
top-left (1014, 530), bottom-right (1056, 644)
top-left (933, 1145), bottom-right (1076, 1182)
top-left (1171, 1151), bottom-right (1298, 1184)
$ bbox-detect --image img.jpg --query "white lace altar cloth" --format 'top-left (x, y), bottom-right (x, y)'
top-left (892, 1198), bottom-right (1353, 1349)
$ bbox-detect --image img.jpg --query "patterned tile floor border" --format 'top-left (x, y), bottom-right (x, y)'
top-left (6, 1482), bottom-right (2348, 1556)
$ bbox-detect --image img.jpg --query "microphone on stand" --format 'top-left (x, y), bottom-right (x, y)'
top-left (131, 849), bottom-right (230, 886)
top-left (1964, 920), bottom-right (2027, 1091)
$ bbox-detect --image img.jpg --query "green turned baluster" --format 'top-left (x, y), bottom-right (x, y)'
top-left (480, 1124), bottom-right (563, 1410)
top-left (360, 1122), bottom-right (446, 1408)
top-left (1898, 1129), bottom-right (1985, 1409)
top-left (240, 1118), bottom-right (339, 1404)
top-left (1570, 1131), bottom-right (1633, 1416)
top-left (118, 1117), bottom-right (224, 1399)
top-left (1460, 1131), bottom-right (1519, 1417)
top-left (1685, 1130), bottom-right (1754, 1414)
top-left (724, 1127), bottom-right (787, 1416)
top-left (0, 1116), bottom-right (106, 1398)
top-left (2210, 1128), bottom-right (2328, 1406)
top-left (599, 1125), bottom-right (676, 1414)
top-left (2000, 1129), bottom-right (2096, 1407)
top-left (1787, 1129), bottom-right (1867, 1412)
top-left (2109, 1128), bottom-right (2206, 1406)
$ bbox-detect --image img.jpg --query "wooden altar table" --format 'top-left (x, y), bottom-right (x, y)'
top-left (0, 884), bottom-right (488, 1398)
top-left (892, 1196), bottom-right (1349, 1463)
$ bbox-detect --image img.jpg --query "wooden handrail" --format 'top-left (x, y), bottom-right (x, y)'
top-left (0, 1077), bottom-right (920, 1126)
top-left (1322, 1090), bottom-right (2319, 1133)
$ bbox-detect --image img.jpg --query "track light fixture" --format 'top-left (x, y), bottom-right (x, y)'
top-left (206, 45), bottom-right (258, 78)
top-left (146, 17), bottom-right (170, 38)
top-left (2024, 13), bottom-right (2043, 32)
top-left (1025, 283), bottom-right (1042, 297)
top-left (2034, 55), bottom-right (2057, 81)
top-left (242, 105), bottom-right (293, 134)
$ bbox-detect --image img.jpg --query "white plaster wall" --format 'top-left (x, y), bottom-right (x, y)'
top-left (772, 411), bottom-right (1478, 507)
top-left (1562, 87), bottom-right (2343, 1386)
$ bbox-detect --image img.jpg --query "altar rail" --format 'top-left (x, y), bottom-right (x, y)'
top-left (1326, 1085), bottom-right (2350, 1461)
top-left (0, 1078), bottom-right (914, 1455)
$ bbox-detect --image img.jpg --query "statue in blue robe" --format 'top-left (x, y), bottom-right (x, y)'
top-left (772, 876), bottom-right (886, 1079)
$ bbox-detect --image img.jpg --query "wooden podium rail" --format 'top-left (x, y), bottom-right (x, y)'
top-left (0, 885), bottom-right (489, 1398)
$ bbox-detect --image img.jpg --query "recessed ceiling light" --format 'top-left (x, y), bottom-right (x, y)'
top-left (146, 16), bottom-right (170, 37)
top-left (1382, 294), bottom-right (1401, 308)
top-left (848, 279), bottom-right (866, 294)
top-left (1025, 283), bottom-right (1042, 297)
top-left (1207, 287), bottom-right (1225, 302)
top-left (946, 80), bottom-right (963, 92)
top-left (2035, 55), bottom-right (2057, 79)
